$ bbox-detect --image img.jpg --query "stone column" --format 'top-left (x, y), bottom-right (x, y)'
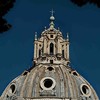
top-left (59, 40), bottom-right (62, 54)
top-left (43, 37), bottom-right (47, 54)
top-left (36, 43), bottom-right (39, 58)
top-left (34, 41), bottom-right (37, 59)
top-left (64, 44), bottom-right (66, 58)
top-left (57, 38), bottom-right (61, 54)
top-left (66, 42), bottom-right (69, 60)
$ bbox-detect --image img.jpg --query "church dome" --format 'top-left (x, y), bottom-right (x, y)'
top-left (1, 64), bottom-right (98, 100)
top-left (0, 11), bottom-right (99, 100)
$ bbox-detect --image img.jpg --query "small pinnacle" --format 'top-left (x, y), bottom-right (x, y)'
top-left (67, 32), bottom-right (69, 41)
top-left (44, 26), bottom-right (46, 30)
top-left (35, 32), bottom-right (37, 40)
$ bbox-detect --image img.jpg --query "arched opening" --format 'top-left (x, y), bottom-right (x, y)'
top-left (39, 49), bottom-right (41, 57)
top-left (50, 43), bottom-right (54, 55)
top-left (62, 50), bottom-right (64, 58)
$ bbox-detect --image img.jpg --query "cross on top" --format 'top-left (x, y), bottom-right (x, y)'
top-left (50, 9), bottom-right (55, 16)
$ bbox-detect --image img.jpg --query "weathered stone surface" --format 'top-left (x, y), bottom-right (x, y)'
top-left (0, 13), bottom-right (99, 100)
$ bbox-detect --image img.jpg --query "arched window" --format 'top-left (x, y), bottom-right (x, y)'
top-left (62, 50), bottom-right (64, 58)
top-left (39, 49), bottom-right (41, 57)
top-left (50, 43), bottom-right (54, 55)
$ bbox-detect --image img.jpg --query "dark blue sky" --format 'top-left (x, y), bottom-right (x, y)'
top-left (0, 0), bottom-right (100, 98)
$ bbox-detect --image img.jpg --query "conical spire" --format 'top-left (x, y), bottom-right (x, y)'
top-left (49, 9), bottom-right (55, 29)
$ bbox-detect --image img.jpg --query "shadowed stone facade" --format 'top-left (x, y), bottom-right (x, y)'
top-left (0, 11), bottom-right (99, 100)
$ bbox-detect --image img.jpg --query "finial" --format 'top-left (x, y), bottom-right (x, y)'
top-left (67, 32), bottom-right (69, 41)
top-left (49, 9), bottom-right (55, 29)
top-left (50, 9), bottom-right (55, 16)
top-left (50, 9), bottom-right (55, 21)
top-left (35, 32), bottom-right (37, 40)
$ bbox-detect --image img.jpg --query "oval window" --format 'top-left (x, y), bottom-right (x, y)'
top-left (40, 77), bottom-right (56, 90)
top-left (9, 84), bottom-right (16, 94)
top-left (80, 84), bottom-right (91, 97)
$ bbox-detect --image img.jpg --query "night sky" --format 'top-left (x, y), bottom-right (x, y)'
top-left (0, 0), bottom-right (100, 98)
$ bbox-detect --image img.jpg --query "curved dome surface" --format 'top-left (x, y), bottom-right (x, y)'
top-left (0, 13), bottom-right (99, 100)
top-left (1, 64), bottom-right (98, 100)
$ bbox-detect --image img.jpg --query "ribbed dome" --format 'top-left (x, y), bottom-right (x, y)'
top-left (0, 12), bottom-right (99, 100)
top-left (1, 64), bottom-right (98, 100)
